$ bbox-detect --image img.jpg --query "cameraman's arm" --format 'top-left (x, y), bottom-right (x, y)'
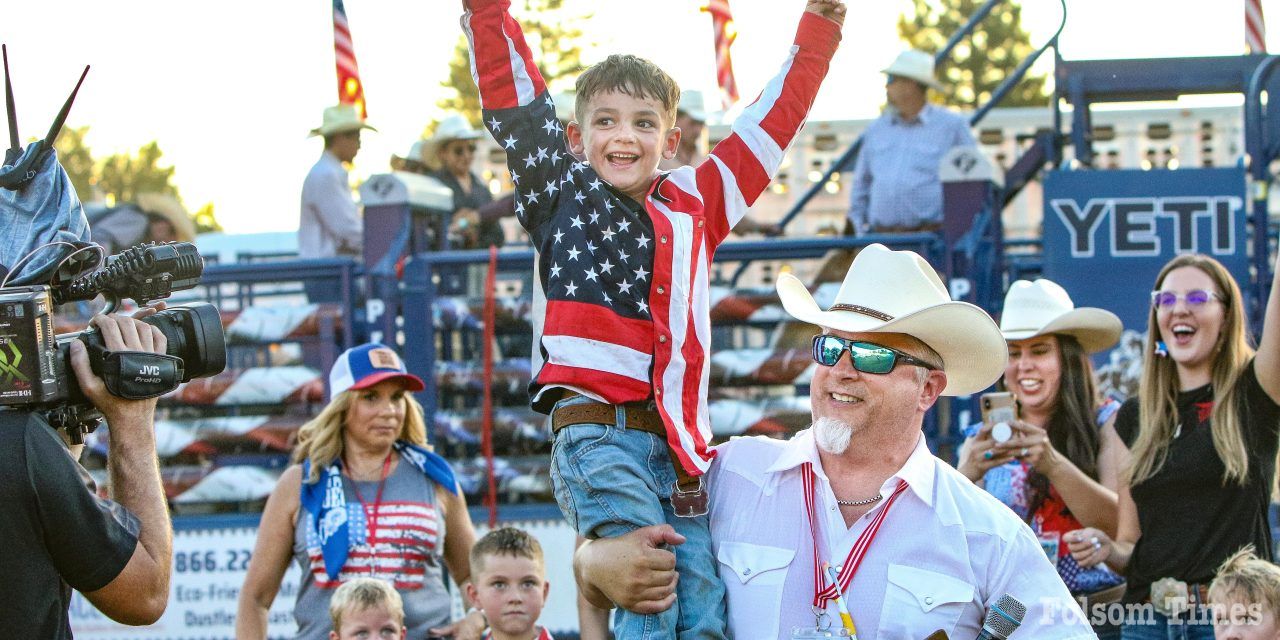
top-left (72, 313), bottom-right (173, 625)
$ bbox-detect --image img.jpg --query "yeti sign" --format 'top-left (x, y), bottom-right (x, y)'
top-left (1041, 167), bottom-right (1249, 331)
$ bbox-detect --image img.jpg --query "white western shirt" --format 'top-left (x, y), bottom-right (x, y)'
top-left (707, 429), bottom-right (1094, 639)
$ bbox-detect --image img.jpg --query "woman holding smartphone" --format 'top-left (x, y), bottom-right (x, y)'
top-left (957, 279), bottom-right (1126, 637)
top-left (1072, 253), bottom-right (1280, 639)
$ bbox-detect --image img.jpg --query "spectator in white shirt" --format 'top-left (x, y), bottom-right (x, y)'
top-left (574, 244), bottom-right (1094, 639)
top-left (299, 104), bottom-right (375, 260)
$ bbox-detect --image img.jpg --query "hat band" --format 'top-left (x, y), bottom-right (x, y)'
top-left (828, 303), bottom-right (894, 322)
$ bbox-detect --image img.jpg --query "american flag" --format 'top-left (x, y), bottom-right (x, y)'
top-left (703, 0), bottom-right (741, 109)
top-left (463, 0), bottom-right (841, 475)
top-left (306, 501), bottom-right (440, 589)
top-left (1248, 0), bottom-right (1267, 54)
top-left (332, 0), bottom-right (367, 119)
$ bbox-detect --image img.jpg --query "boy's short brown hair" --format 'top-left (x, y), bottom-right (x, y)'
top-left (329, 578), bottom-right (404, 631)
top-left (470, 527), bottom-right (545, 575)
top-left (1209, 545), bottom-right (1280, 616)
top-left (574, 54), bottom-right (680, 127)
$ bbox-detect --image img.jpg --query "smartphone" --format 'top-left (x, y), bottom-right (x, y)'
top-left (980, 392), bottom-right (1018, 442)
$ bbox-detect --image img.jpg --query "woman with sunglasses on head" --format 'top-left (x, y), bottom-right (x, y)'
top-left (957, 279), bottom-right (1126, 638)
top-left (425, 115), bottom-right (501, 249)
top-left (237, 344), bottom-right (484, 640)
top-left (1073, 254), bottom-right (1280, 639)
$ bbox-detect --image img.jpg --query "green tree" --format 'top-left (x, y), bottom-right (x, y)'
top-left (193, 202), bottom-right (222, 234)
top-left (435, 0), bottom-right (592, 130)
top-left (898, 0), bottom-right (1047, 109)
top-left (96, 141), bottom-right (177, 205)
top-left (52, 129), bottom-right (222, 233)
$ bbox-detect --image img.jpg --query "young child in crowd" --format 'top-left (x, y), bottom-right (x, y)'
top-left (467, 527), bottom-right (553, 640)
top-left (461, 0), bottom-right (846, 636)
top-left (328, 577), bottom-right (406, 640)
top-left (1209, 546), bottom-right (1280, 640)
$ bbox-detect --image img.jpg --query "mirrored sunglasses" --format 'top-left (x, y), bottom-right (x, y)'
top-left (811, 335), bottom-right (938, 374)
top-left (1150, 289), bottom-right (1221, 309)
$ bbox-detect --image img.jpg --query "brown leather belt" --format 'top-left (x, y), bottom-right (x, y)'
top-left (1141, 582), bottom-right (1210, 604)
top-left (551, 393), bottom-right (704, 495)
top-left (551, 398), bottom-right (665, 437)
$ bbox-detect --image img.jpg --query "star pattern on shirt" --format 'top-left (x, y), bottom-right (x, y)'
top-left (490, 92), bottom-right (657, 319)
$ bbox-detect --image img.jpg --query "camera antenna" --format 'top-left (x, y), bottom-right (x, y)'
top-left (3, 44), bottom-right (19, 157)
top-left (44, 64), bottom-right (89, 149)
top-left (0, 47), bottom-right (89, 190)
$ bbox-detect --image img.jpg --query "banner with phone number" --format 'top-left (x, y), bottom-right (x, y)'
top-left (68, 525), bottom-right (303, 640)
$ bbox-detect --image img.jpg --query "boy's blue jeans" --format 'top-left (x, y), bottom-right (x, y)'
top-left (550, 398), bottom-right (728, 640)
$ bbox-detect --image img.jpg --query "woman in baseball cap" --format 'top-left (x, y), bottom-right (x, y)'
top-left (238, 343), bottom-right (487, 639)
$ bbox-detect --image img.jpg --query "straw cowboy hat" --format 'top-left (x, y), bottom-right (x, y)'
top-left (776, 243), bottom-right (1005, 395)
top-left (423, 114), bottom-right (484, 171)
top-left (999, 279), bottom-right (1123, 354)
top-left (134, 192), bottom-right (196, 242)
top-left (882, 49), bottom-right (944, 91)
top-left (308, 104), bottom-right (376, 138)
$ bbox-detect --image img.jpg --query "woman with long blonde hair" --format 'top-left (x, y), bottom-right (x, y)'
top-left (237, 344), bottom-right (484, 639)
top-left (1071, 254), bottom-right (1280, 639)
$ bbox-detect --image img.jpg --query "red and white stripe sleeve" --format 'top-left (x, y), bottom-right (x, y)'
top-left (461, 0), bottom-right (547, 110)
top-left (699, 11), bottom-right (842, 245)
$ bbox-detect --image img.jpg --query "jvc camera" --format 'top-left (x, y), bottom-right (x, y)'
top-left (0, 242), bottom-right (226, 442)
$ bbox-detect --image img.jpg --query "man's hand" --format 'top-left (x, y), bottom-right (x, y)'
top-left (805, 0), bottom-right (847, 26)
top-left (69, 307), bottom-right (168, 425)
top-left (574, 525), bottom-right (684, 614)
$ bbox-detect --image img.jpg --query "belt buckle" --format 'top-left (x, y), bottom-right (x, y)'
top-left (1150, 577), bottom-right (1190, 618)
top-left (670, 477), bottom-right (708, 518)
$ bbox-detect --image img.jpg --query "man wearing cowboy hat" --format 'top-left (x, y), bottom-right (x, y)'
top-left (573, 245), bottom-right (1092, 638)
top-left (848, 49), bottom-right (975, 236)
top-left (300, 104), bottom-right (375, 260)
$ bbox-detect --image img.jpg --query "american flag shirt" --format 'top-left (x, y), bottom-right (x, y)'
top-left (462, 0), bottom-right (841, 474)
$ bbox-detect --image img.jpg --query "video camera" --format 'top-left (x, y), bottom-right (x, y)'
top-left (0, 241), bottom-right (226, 443)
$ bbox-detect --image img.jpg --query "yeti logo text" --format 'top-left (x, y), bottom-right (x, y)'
top-left (139, 365), bottom-right (161, 376)
top-left (1051, 196), bottom-right (1241, 258)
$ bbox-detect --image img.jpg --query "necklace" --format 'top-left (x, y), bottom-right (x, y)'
top-left (835, 493), bottom-right (884, 507)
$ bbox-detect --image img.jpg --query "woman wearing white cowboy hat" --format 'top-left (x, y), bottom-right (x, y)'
top-left (956, 278), bottom-right (1126, 638)
top-left (424, 115), bottom-right (501, 249)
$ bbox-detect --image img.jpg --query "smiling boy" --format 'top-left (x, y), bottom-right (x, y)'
top-left (461, 1), bottom-right (845, 636)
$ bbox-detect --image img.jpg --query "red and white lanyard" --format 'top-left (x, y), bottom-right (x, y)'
top-left (801, 461), bottom-right (908, 608)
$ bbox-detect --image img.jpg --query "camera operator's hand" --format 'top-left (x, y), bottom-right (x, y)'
top-left (69, 304), bottom-right (174, 626)
top-left (69, 305), bottom-right (168, 424)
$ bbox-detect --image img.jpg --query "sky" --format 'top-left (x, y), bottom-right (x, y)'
top-left (6, 0), bottom-right (1274, 234)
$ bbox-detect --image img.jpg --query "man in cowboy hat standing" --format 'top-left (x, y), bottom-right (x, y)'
top-left (847, 49), bottom-right (975, 235)
top-left (573, 244), bottom-right (1093, 638)
top-left (300, 104), bottom-right (375, 260)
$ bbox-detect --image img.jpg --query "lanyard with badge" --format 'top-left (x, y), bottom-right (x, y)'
top-left (796, 461), bottom-right (908, 639)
